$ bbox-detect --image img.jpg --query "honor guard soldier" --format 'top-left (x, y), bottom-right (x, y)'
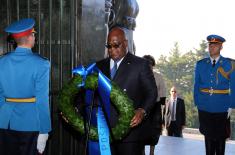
top-left (0, 18), bottom-right (51, 155)
top-left (194, 34), bottom-right (235, 155)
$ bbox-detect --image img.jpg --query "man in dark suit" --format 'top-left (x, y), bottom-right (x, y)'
top-left (96, 27), bottom-right (157, 155)
top-left (163, 86), bottom-right (185, 137)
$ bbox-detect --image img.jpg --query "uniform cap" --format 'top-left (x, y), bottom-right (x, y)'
top-left (207, 34), bottom-right (225, 43)
top-left (5, 18), bottom-right (35, 38)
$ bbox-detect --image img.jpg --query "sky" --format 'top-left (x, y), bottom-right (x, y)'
top-left (134, 0), bottom-right (235, 60)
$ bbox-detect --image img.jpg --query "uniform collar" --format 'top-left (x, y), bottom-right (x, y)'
top-left (210, 55), bottom-right (220, 64)
top-left (15, 47), bottom-right (32, 53)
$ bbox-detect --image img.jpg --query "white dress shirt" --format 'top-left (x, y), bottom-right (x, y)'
top-left (110, 57), bottom-right (124, 70)
top-left (210, 55), bottom-right (220, 65)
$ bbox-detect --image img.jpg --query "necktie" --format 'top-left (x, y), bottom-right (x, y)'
top-left (110, 61), bottom-right (117, 79)
top-left (212, 59), bottom-right (216, 67)
top-left (171, 100), bottom-right (176, 121)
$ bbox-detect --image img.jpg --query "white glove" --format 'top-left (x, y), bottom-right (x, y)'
top-left (227, 108), bottom-right (232, 119)
top-left (37, 133), bottom-right (49, 154)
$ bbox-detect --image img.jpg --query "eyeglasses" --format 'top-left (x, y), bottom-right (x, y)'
top-left (171, 91), bottom-right (176, 93)
top-left (105, 42), bottom-right (122, 49)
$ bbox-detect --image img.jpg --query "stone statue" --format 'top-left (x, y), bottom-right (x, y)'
top-left (105, 0), bottom-right (139, 54)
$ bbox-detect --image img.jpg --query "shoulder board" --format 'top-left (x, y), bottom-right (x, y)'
top-left (0, 52), bottom-right (11, 57)
top-left (226, 57), bottom-right (235, 62)
top-left (34, 53), bottom-right (49, 60)
top-left (198, 58), bottom-right (209, 63)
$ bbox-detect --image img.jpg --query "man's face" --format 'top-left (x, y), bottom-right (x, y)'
top-left (170, 87), bottom-right (177, 98)
top-left (208, 42), bottom-right (222, 57)
top-left (106, 29), bottom-right (128, 61)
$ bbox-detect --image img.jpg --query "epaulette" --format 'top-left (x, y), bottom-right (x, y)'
top-left (0, 52), bottom-right (11, 57)
top-left (198, 57), bottom-right (209, 64)
top-left (226, 57), bottom-right (235, 62)
top-left (34, 53), bottom-right (49, 60)
top-left (197, 59), bottom-right (204, 63)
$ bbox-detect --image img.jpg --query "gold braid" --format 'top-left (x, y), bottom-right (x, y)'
top-left (216, 60), bottom-right (235, 83)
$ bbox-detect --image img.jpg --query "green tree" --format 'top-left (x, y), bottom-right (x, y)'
top-left (195, 40), bottom-right (208, 60)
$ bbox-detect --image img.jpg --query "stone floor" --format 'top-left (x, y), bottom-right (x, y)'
top-left (145, 135), bottom-right (235, 155)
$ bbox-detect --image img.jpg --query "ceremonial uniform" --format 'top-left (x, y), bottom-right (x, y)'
top-left (0, 18), bottom-right (51, 155)
top-left (194, 56), bottom-right (235, 136)
top-left (194, 34), bottom-right (235, 155)
top-left (0, 47), bottom-right (51, 133)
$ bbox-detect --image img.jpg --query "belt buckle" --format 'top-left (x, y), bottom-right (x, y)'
top-left (209, 88), bottom-right (213, 96)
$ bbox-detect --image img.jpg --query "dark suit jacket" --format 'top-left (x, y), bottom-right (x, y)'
top-left (96, 52), bottom-right (157, 142)
top-left (164, 97), bottom-right (186, 129)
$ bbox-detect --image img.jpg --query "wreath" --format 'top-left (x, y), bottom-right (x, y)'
top-left (58, 73), bottom-right (135, 141)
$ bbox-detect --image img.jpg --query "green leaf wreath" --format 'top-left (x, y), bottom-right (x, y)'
top-left (58, 73), bottom-right (135, 141)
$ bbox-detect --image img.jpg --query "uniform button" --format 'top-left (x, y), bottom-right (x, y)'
top-left (211, 73), bottom-right (213, 76)
top-left (211, 80), bottom-right (213, 83)
top-left (123, 89), bottom-right (127, 92)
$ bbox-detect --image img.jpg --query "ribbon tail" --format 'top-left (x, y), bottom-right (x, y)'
top-left (97, 71), bottom-right (112, 155)
top-left (97, 107), bottom-right (111, 155)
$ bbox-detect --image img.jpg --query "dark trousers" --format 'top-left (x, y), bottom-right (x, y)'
top-left (205, 137), bottom-right (226, 155)
top-left (111, 142), bottom-right (145, 155)
top-left (198, 110), bottom-right (230, 139)
top-left (0, 129), bottom-right (38, 155)
top-left (167, 121), bottom-right (182, 137)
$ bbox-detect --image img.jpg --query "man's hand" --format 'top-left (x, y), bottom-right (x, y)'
top-left (130, 108), bottom-right (146, 127)
top-left (227, 108), bottom-right (232, 119)
top-left (37, 134), bottom-right (49, 154)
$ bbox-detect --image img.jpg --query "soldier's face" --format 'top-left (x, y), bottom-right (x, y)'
top-left (208, 43), bottom-right (222, 57)
top-left (107, 29), bottom-right (128, 61)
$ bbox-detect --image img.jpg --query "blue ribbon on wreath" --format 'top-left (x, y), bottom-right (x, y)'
top-left (73, 63), bottom-right (111, 155)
